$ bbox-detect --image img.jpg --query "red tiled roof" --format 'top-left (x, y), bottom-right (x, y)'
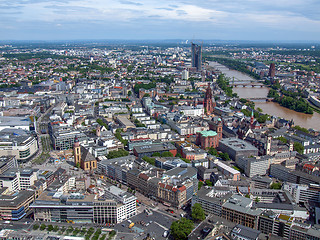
top-left (303, 164), bottom-right (315, 170)
top-left (139, 173), bottom-right (149, 181)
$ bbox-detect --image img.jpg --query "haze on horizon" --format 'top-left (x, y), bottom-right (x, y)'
top-left (1, 0), bottom-right (320, 41)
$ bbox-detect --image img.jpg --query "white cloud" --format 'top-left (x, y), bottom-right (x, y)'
top-left (1, 0), bottom-right (320, 40)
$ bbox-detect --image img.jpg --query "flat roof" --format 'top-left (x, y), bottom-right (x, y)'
top-left (0, 190), bottom-right (34, 207)
top-left (219, 138), bottom-right (258, 151)
top-left (0, 116), bottom-right (31, 127)
top-left (216, 161), bottom-right (240, 175)
top-left (134, 143), bottom-right (176, 154)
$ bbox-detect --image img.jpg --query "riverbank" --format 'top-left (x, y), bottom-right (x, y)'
top-left (209, 61), bottom-right (320, 130)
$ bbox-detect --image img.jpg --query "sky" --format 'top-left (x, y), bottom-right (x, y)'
top-left (1, 0), bottom-right (320, 41)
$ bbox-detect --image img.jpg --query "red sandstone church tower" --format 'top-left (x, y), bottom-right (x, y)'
top-left (204, 83), bottom-right (216, 115)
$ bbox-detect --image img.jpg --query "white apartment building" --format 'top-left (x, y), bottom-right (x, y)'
top-left (0, 168), bottom-right (38, 192)
top-left (104, 185), bottom-right (137, 223)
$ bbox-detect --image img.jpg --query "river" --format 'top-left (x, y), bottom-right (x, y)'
top-left (209, 62), bottom-right (320, 131)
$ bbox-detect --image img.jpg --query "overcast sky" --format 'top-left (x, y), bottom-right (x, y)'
top-left (1, 0), bottom-right (320, 41)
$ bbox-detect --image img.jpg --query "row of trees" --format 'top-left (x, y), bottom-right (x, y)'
top-left (208, 57), bottom-right (261, 80)
top-left (208, 147), bottom-right (230, 161)
top-left (33, 224), bottom-right (107, 240)
top-left (107, 149), bottom-right (129, 159)
top-left (216, 74), bottom-right (235, 97)
top-left (133, 82), bottom-right (156, 94)
top-left (268, 89), bottom-right (313, 114)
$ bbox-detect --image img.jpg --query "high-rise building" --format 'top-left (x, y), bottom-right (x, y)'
top-left (268, 63), bottom-right (275, 78)
top-left (191, 43), bottom-right (202, 71)
top-left (182, 69), bottom-right (189, 80)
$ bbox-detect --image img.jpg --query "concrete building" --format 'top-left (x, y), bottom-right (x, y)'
top-left (0, 156), bottom-right (18, 175)
top-left (32, 185), bottom-right (136, 224)
top-left (0, 129), bottom-right (38, 162)
top-left (214, 161), bottom-right (241, 181)
top-left (103, 185), bottom-right (137, 223)
top-left (283, 182), bottom-right (320, 204)
top-left (133, 142), bottom-right (177, 158)
top-left (0, 116), bottom-right (33, 131)
top-left (0, 188), bottom-right (35, 220)
top-left (270, 164), bottom-right (320, 185)
top-left (236, 156), bottom-right (271, 178)
top-left (258, 210), bottom-right (320, 240)
top-left (218, 138), bottom-right (259, 161)
top-left (98, 155), bottom-right (136, 184)
top-left (222, 194), bottom-right (262, 229)
top-left (231, 224), bottom-right (260, 240)
top-left (192, 187), bottom-right (232, 216)
top-left (0, 168), bottom-right (38, 192)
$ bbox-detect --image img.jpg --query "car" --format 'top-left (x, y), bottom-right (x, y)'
top-left (163, 230), bottom-right (169, 237)
top-left (146, 223), bottom-right (150, 227)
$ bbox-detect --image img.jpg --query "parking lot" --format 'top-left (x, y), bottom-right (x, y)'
top-left (114, 210), bottom-right (175, 240)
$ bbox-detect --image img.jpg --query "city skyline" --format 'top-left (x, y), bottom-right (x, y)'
top-left (1, 0), bottom-right (320, 41)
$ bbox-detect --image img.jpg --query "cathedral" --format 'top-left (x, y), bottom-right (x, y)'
top-left (204, 83), bottom-right (216, 115)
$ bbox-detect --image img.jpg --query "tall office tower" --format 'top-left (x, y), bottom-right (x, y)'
top-left (268, 63), bottom-right (276, 78)
top-left (191, 43), bottom-right (202, 71)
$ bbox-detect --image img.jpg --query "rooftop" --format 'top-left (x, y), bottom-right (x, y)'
top-left (198, 130), bottom-right (217, 137)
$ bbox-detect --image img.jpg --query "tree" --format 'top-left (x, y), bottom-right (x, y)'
top-left (255, 197), bottom-right (260, 203)
top-left (151, 152), bottom-right (161, 157)
top-left (143, 93), bottom-right (150, 98)
top-left (128, 90), bottom-right (132, 96)
top-left (142, 156), bottom-right (156, 166)
top-left (170, 218), bottom-right (194, 240)
top-left (40, 224), bottom-right (46, 231)
top-left (198, 181), bottom-right (204, 190)
top-left (33, 224), bottom-right (39, 230)
top-left (208, 147), bottom-right (218, 156)
top-left (205, 180), bottom-right (213, 186)
top-left (191, 203), bottom-right (205, 222)
top-left (161, 151), bottom-right (174, 157)
top-left (276, 136), bottom-right (287, 144)
top-left (271, 182), bottom-right (282, 189)
top-left (293, 142), bottom-right (304, 154)
top-left (99, 234), bottom-right (107, 240)
top-left (107, 149), bottom-right (129, 159)
top-left (219, 152), bottom-right (230, 161)
top-left (47, 224), bottom-right (53, 231)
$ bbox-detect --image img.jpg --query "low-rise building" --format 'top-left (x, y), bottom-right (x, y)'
top-left (218, 138), bottom-right (259, 161)
top-left (222, 194), bottom-right (262, 229)
top-left (32, 185), bottom-right (136, 224)
top-left (0, 188), bottom-right (35, 220)
top-left (0, 129), bottom-right (38, 162)
top-left (214, 161), bottom-right (241, 181)
top-left (133, 142), bottom-right (177, 158)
